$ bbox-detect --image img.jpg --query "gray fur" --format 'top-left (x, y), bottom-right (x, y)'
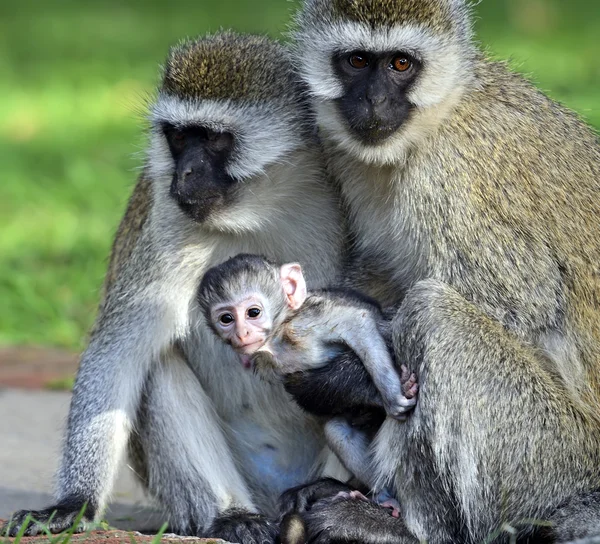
top-left (198, 254), bottom-right (413, 488)
top-left (294, 0), bottom-right (600, 542)
top-left (5, 31), bottom-right (343, 537)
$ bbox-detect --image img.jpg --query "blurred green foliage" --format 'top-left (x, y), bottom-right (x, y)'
top-left (0, 0), bottom-right (598, 350)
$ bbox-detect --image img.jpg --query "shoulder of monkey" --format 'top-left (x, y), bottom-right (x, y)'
top-left (451, 59), bottom-right (600, 174)
top-left (102, 171), bottom-right (153, 296)
top-left (431, 58), bottom-right (600, 265)
top-left (310, 287), bottom-right (383, 314)
top-left (426, 58), bottom-right (600, 392)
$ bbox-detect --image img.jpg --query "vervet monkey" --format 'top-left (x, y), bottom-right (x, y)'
top-left (285, 0), bottom-right (600, 542)
top-left (198, 253), bottom-right (414, 514)
top-left (4, 32), bottom-right (343, 542)
top-left (198, 253), bottom-right (418, 419)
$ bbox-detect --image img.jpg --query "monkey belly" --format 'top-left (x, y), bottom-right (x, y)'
top-left (184, 326), bottom-right (325, 508)
top-left (231, 420), bottom-right (320, 499)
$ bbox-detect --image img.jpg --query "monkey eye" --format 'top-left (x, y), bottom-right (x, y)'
top-left (247, 307), bottom-right (261, 319)
top-left (391, 56), bottom-right (412, 72)
top-left (207, 131), bottom-right (234, 152)
top-left (219, 313), bottom-right (234, 325)
top-left (348, 53), bottom-right (369, 69)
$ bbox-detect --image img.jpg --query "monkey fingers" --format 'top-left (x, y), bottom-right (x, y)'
top-left (336, 490), bottom-right (401, 519)
top-left (299, 495), bottom-right (418, 544)
top-left (278, 478), bottom-right (353, 520)
top-left (379, 499), bottom-right (401, 519)
top-left (3, 502), bottom-right (94, 537)
top-left (334, 490), bottom-right (370, 502)
top-left (207, 508), bottom-right (277, 544)
top-left (400, 365), bottom-right (419, 400)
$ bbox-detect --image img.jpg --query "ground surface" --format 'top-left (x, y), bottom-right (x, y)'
top-left (2, 530), bottom-right (222, 544)
top-left (0, 348), bottom-right (168, 535)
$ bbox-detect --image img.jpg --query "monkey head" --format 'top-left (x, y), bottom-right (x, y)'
top-left (198, 254), bottom-right (307, 369)
top-left (293, 0), bottom-right (478, 164)
top-left (147, 32), bottom-right (313, 229)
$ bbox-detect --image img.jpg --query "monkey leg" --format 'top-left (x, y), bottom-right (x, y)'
top-left (294, 493), bottom-right (417, 544)
top-left (530, 491), bottom-right (600, 542)
top-left (323, 417), bottom-right (374, 487)
top-left (3, 322), bottom-right (154, 537)
top-left (133, 350), bottom-right (277, 541)
top-left (372, 279), bottom-right (600, 544)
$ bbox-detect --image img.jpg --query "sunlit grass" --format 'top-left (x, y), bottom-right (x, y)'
top-left (0, 0), bottom-right (598, 350)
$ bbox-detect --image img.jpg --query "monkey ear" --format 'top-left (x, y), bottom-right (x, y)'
top-left (280, 263), bottom-right (307, 310)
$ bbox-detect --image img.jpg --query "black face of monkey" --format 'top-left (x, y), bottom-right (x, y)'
top-left (332, 51), bottom-right (421, 144)
top-left (163, 124), bottom-right (236, 222)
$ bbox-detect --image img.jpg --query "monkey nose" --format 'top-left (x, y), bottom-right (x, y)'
top-left (367, 93), bottom-right (386, 106)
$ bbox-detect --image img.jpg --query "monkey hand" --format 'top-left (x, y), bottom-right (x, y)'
top-left (400, 365), bottom-right (419, 399)
top-left (295, 492), bottom-right (415, 543)
top-left (384, 365), bottom-right (419, 421)
top-left (2, 501), bottom-right (94, 537)
top-left (374, 489), bottom-right (402, 519)
top-left (336, 489), bottom-right (401, 518)
top-left (278, 478), bottom-right (353, 520)
top-left (207, 508), bottom-right (278, 544)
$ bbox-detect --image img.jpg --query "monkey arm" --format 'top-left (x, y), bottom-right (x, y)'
top-left (5, 177), bottom-right (205, 535)
top-left (327, 312), bottom-right (413, 419)
top-left (372, 279), bottom-right (600, 543)
top-left (135, 348), bottom-right (274, 540)
top-left (283, 347), bottom-right (384, 416)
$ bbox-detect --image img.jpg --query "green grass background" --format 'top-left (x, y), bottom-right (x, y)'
top-left (1, 0), bottom-right (599, 351)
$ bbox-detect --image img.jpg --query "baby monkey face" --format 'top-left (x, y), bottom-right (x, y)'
top-left (211, 295), bottom-right (271, 355)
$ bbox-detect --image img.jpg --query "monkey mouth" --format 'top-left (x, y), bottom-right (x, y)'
top-left (176, 195), bottom-right (223, 223)
top-left (349, 121), bottom-right (401, 145)
top-left (233, 339), bottom-right (265, 354)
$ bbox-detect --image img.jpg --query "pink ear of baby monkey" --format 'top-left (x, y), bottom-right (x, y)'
top-left (280, 263), bottom-right (307, 310)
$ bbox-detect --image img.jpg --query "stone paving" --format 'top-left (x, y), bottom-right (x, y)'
top-left (0, 347), bottom-right (178, 540)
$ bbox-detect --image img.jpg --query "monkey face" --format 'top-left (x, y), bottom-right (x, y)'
top-left (162, 123), bottom-right (239, 223)
top-left (332, 50), bottom-right (421, 145)
top-left (211, 294), bottom-right (272, 358)
top-left (148, 33), bottom-right (316, 231)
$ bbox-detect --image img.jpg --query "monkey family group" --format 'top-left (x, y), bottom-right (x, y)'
top-left (5, 0), bottom-right (600, 543)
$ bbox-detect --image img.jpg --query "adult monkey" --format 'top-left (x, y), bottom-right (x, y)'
top-left (5, 32), bottom-right (343, 541)
top-left (283, 0), bottom-right (600, 542)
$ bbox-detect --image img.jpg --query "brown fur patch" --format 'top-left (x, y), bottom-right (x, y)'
top-left (103, 173), bottom-right (153, 294)
top-left (281, 322), bottom-right (304, 349)
top-left (332, 0), bottom-right (453, 31)
top-left (163, 32), bottom-right (295, 101)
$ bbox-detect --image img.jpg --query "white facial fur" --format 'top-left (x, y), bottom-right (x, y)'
top-left (212, 294), bottom-right (273, 355)
top-left (294, 19), bottom-right (479, 165)
top-left (149, 95), bottom-right (303, 182)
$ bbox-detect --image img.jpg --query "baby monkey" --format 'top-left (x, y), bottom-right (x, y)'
top-left (198, 254), bottom-right (417, 421)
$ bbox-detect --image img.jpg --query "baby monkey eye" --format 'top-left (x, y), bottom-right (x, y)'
top-left (392, 56), bottom-right (412, 72)
top-left (348, 53), bottom-right (369, 69)
top-left (219, 313), bottom-right (234, 325)
top-left (247, 307), bottom-right (261, 318)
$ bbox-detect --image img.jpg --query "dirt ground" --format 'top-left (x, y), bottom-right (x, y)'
top-left (0, 526), bottom-right (222, 544)
top-left (0, 347), bottom-right (233, 543)
top-left (0, 347), bottom-right (79, 389)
